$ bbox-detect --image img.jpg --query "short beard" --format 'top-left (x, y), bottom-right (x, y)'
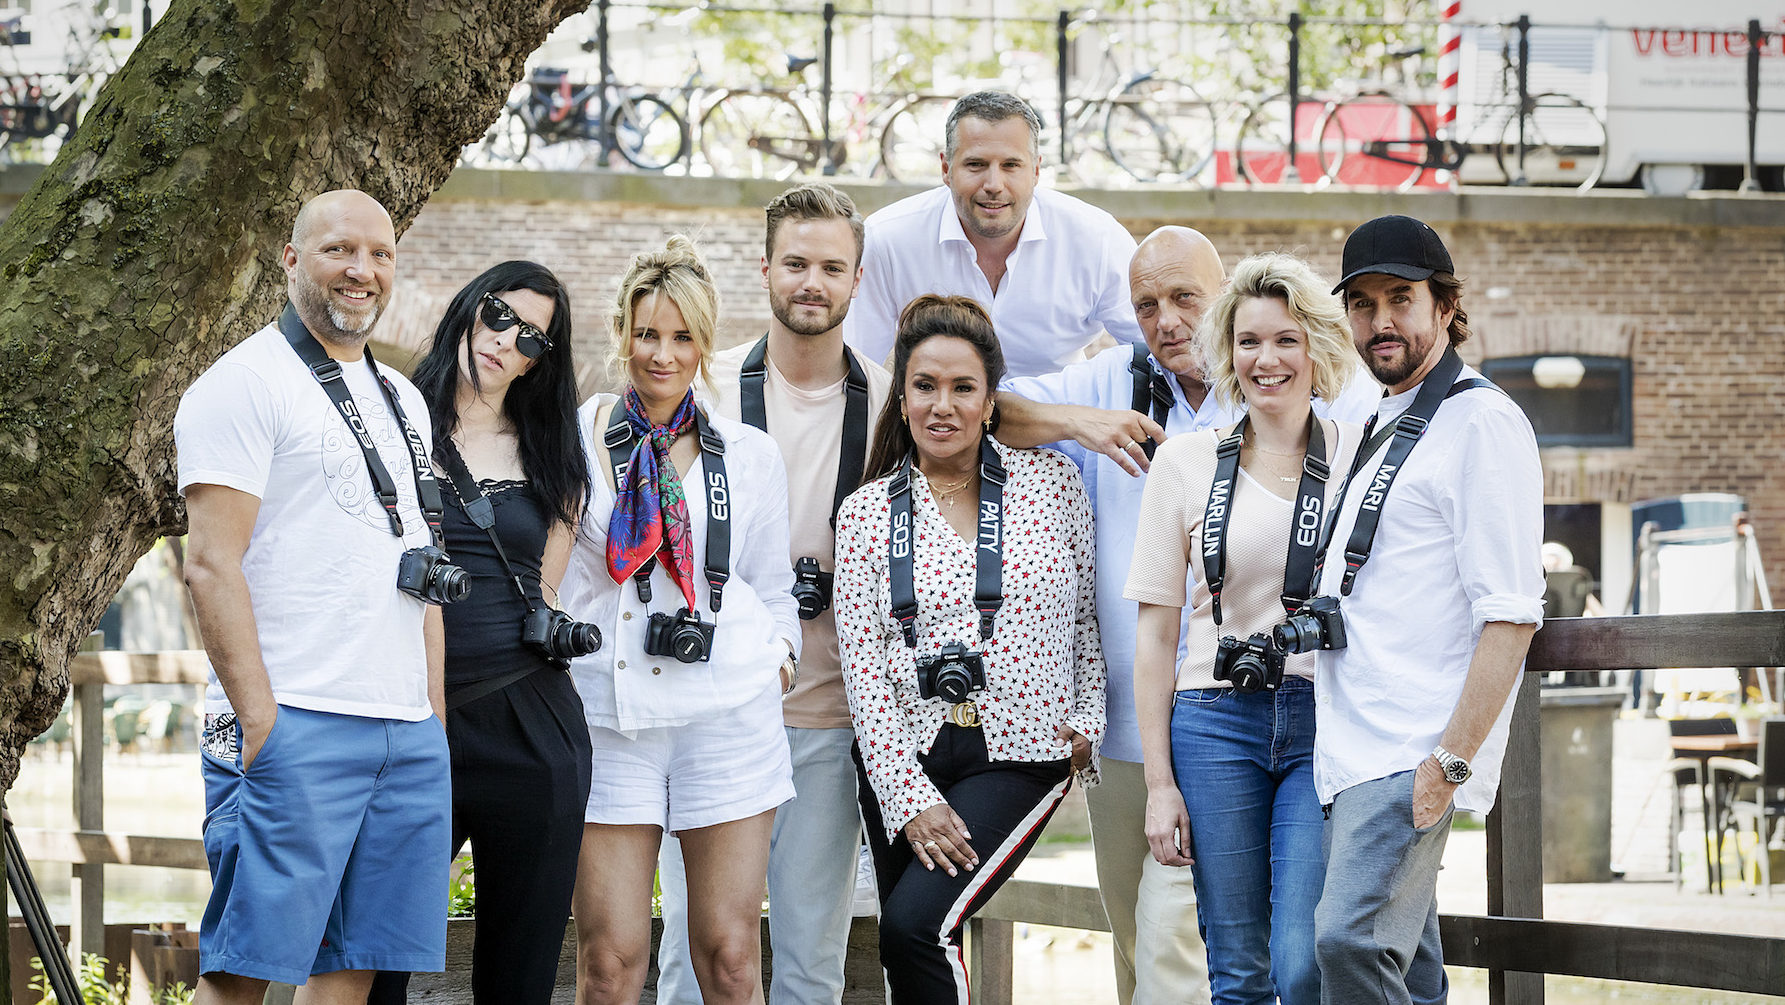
top-left (770, 293), bottom-right (848, 337)
top-left (1362, 337), bottom-right (1423, 389)
top-left (291, 269), bottom-right (381, 344)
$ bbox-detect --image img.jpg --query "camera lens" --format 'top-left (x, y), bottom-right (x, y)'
top-left (670, 623), bottom-right (706, 663)
top-left (555, 619), bottom-right (601, 658)
top-left (435, 564), bottom-right (471, 604)
top-left (933, 666), bottom-right (973, 703)
top-left (1228, 652), bottom-right (1267, 693)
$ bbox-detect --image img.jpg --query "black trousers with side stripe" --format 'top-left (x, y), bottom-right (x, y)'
top-left (858, 723), bottom-right (1071, 1005)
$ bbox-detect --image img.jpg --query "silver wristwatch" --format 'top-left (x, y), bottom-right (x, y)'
top-left (1432, 745), bottom-right (1472, 785)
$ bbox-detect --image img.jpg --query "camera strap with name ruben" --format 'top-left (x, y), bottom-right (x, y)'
top-left (279, 304), bottom-right (445, 546)
top-left (1129, 344), bottom-right (1176, 461)
top-left (739, 334), bottom-right (871, 524)
top-left (1201, 414), bottom-right (1331, 626)
top-left (1314, 346), bottom-right (1502, 597)
top-left (603, 401), bottom-right (731, 615)
top-left (887, 438), bottom-right (1006, 649)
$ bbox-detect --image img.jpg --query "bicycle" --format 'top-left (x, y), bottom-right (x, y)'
top-left (0, 2), bottom-right (128, 162)
top-left (465, 40), bottom-right (688, 172)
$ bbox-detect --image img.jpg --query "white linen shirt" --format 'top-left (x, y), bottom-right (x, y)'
top-left (560, 394), bottom-right (801, 734)
top-left (843, 186), bottom-right (1141, 378)
top-left (1312, 366), bottom-right (1545, 813)
top-left (834, 442), bottom-right (1106, 835)
top-left (1002, 345), bottom-right (1382, 762)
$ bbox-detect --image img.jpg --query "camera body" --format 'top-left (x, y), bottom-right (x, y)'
top-left (644, 607), bottom-right (716, 664)
top-left (1273, 595), bottom-right (1347, 654)
top-left (915, 641), bottom-right (987, 704)
top-left (521, 607), bottom-right (603, 667)
top-left (1213, 632), bottom-right (1286, 694)
top-left (791, 556), bottom-right (834, 621)
top-left (396, 545), bottom-right (470, 605)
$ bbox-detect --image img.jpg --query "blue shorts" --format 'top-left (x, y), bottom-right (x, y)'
top-left (198, 705), bottom-right (451, 983)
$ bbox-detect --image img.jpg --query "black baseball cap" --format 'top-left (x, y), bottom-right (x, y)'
top-left (1331, 215), bottom-right (1454, 294)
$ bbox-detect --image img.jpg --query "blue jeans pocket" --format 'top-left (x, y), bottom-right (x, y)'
top-left (1176, 686), bottom-right (1233, 707)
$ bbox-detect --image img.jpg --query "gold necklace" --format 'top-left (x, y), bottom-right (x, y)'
top-left (926, 472), bottom-right (975, 506)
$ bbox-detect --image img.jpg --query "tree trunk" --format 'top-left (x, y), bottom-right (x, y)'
top-left (0, 0), bottom-right (587, 792)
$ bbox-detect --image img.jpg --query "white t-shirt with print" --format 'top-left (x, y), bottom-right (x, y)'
top-left (175, 322), bottom-right (437, 721)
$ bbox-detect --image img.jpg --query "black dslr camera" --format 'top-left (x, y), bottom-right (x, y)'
top-left (1213, 632), bottom-right (1286, 695)
top-left (396, 545), bottom-right (470, 606)
top-left (915, 642), bottom-right (986, 703)
top-left (521, 607), bottom-right (602, 667)
top-left (644, 607), bottom-right (716, 664)
top-left (791, 557), bottom-right (834, 621)
top-left (1273, 596), bottom-right (1347, 654)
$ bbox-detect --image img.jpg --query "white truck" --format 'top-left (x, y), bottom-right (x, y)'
top-left (1452, 1), bottom-right (1785, 192)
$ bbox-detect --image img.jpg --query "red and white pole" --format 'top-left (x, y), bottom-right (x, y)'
top-left (1436, 0), bottom-right (1462, 186)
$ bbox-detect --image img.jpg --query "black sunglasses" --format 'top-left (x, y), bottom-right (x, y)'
top-left (479, 292), bottom-right (552, 359)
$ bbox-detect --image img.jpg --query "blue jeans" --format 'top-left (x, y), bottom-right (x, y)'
top-left (1171, 677), bottom-right (1324, 1005)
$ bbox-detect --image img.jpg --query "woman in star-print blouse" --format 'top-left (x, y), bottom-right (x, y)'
top-left (833, 294), bottom-right (1105, 1005)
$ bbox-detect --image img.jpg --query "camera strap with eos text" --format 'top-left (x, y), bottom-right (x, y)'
top-left (740, 334), bottom-right (871, 524)
top-left (1201, 414), bottom-right (1331, 627)
top-left (1315, 346), bottom-right (1502, 596)
top-left (603, 401), bottom-right (731, 614)
top-left (1129, 344), bottom-right (1176, 461)
top-left (280, 304), bottom-right (444, 546)
top-left (887, 438), bottom-right (1006, 649)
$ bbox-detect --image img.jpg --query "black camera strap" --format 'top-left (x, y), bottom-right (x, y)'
top-left (1201, 414), bottom-right (1331, 627)
top-left (279, 304), bottom-right (444, 546)
top-left (1314, 347), bottom-right (1501, 597)
top-left (603, 401), bottom-right (731, 614)
top-left (1128, 344), bottom-right (1176, 461)
top-left (433, 439), bottom-right (535, 611)
top-left (739, 334), bottom-right (871, 524)
top-left (887, 438), bottom-right (1006, 649)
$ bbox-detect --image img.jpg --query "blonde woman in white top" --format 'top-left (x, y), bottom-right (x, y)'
top-left (1126, 253), bottom-right (1364, 1005)
top-left (559, 236), bottom-right (800, 1005)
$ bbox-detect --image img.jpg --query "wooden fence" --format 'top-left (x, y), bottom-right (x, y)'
top-left (17, 613), bottom-right (1785, 1003)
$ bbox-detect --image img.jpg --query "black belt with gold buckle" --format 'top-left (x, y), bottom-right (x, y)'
top-left (948, 701), bottom-right (980, 728)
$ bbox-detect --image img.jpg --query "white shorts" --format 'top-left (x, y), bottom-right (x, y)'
top-left (585, 684), bottom-right (795, 832)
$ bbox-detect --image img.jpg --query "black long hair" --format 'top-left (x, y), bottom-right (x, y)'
top-left (863, 294), bottom-right (1006, 482)
top-left (410, 260), bottom-right (588, 527)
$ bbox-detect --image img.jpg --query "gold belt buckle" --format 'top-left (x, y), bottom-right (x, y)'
top-left (948, 701), bottom-right (980, 728)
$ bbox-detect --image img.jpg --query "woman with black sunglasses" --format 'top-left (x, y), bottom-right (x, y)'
top-left (368, 261), bottom-right (593, 1005)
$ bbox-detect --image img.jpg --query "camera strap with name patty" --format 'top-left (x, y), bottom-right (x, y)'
top-left (602, 401), bottom-right (731, 615)
top-left (739, 334), bottom-right (872, 525)
top-left (1313, 346), bottom-right (1502, 597)
top-left (1129, 345), bottom-right (1176, 461)
top-left (887, 438), bottom-right (1006, 649)
top-left (1201, 413), bottom-right (1331, 627)
top-left (279, 304), bottom-right (445, 547)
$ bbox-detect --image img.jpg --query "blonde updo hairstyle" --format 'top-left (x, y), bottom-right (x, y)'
top-left (609, 234), bottom-right (719, 387)
top-left (1194, 252), bottom-right (1353, 409)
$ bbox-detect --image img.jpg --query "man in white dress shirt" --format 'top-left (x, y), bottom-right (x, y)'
top-left (844, 90), bottom-right (1142, 379)
top-left (1313, 215), bottom-right (1544, 1004)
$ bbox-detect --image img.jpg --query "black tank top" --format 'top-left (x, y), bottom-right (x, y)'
top-left (441, 478), bottom-right (554, 686)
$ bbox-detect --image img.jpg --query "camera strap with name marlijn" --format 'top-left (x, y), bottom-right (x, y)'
top-left (434, 439), bottom-right (565, 711)
top-left (1129, 345), bottom-right (1177, 461)
top-left (280, 304), bottom-right (446, 546)
top-left (887, 438), bottom-right (1006, 649)
top-left (602, 402), bottom-right (731, 614)
top-left (1202, 414), bottom-right (1331, 627)
top-left (739, 335), bottom-right (871, 525)
top-left (1313, 346), bottom-right (1501, 597)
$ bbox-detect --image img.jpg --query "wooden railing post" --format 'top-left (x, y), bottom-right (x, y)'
top-left (966, 915), bottom-right (1014, 1005)
top-left (1484, 671), bottom-right (1545, 1004)
top-left (70, 632), bottom-right (106, 960)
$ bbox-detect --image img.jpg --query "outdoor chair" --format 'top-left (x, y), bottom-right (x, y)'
top-left (1668, 717), bottom-right (1738, 891)
top-left (1661, 756), bottom-right (1705, 891)
top-left (1710, 716), bottom-right (1785, 896)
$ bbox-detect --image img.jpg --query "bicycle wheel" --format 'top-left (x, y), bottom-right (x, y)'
top-left (1103, 75), bottom-right (1216, 183)
top-left (1234, 93), bottom-right (1295, 185)
top-left (609, 93), bottom-right (689, 171)
top-left (879, 94), bottom-right (952, 183)
top-left (699, 91), bottom-right (815, 179)
top-left (463, 106), bottom-right (531, 167)
top-left (1494, 94), bottom-right (1605, 192)
top-left (1315, 92), bottom-right (1432, 192)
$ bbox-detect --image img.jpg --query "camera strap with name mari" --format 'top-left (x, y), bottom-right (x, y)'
top-left (887, 438), bottom-right (1006, 649)
top-left (1314, 346), bottom-right (1501, 597)
top-left (603, 401), bottom-right (732, 615)
top-left (1129, 345), bottom-right (1176, 461)
top-left (739, 334), bottom-right (871, 524)
top-left (1201, 413), bottom-right (1331, 627)
top-left (279, 304), bottom-right (445, 546)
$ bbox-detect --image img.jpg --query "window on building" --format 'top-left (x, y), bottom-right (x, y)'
top-left (1479, 354), bottom-right (1632, 447)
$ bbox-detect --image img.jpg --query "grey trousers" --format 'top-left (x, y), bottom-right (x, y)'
top-left (1314, 769), bottom-right (1453, 1005)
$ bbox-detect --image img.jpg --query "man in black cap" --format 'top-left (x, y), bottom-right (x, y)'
top-left (1310, 216), bottom-right (1544, 1003)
